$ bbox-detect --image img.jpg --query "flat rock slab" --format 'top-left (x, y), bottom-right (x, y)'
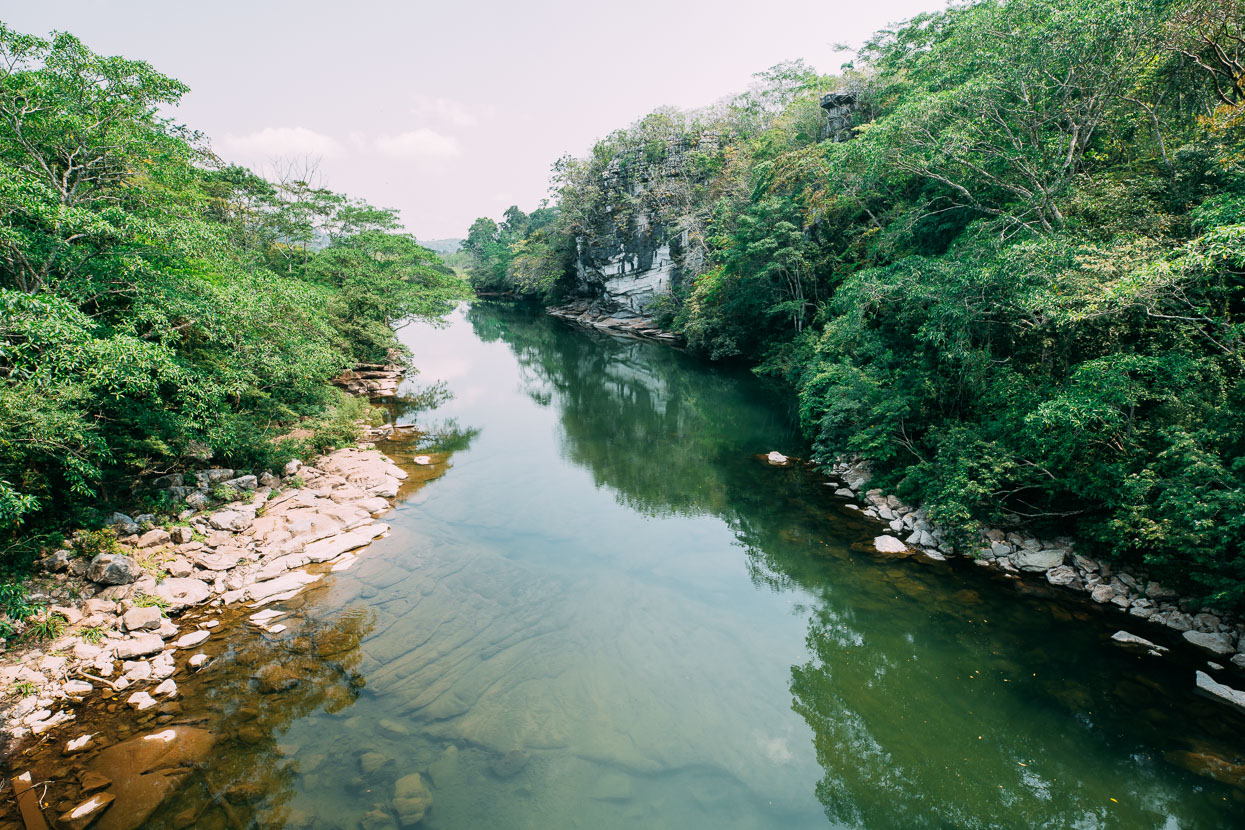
top-left (302, 523), bottom-right (389, 563)
top-left (1111, 630), bottom-right (1168, 652)
top-left (1195, 670), bottom-right (1245, 714)
top-left (153, 578), bottom-right (211, 611)
top-left (114, 635), bottom-right (164, 659)
top-left (248, 571), bottom-right (322, 603)
top-left (1183, 630), bottom-right (1236, 655)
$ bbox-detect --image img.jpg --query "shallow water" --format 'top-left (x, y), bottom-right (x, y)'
top-left (9, 302), bottom-right (1245, 829)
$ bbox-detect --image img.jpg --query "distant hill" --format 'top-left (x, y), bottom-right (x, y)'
top-left (418, 238), bottom-right (464, 254)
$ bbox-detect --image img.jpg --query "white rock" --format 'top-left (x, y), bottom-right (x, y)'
top-left (153, 678), bottom-right (178, 697)
top-left (188, 653), bottom-right (209, 669)
top-left (1110, 631), bottom-right (1168, 652)
top-left (1195, 670), bottom-right (1245, 714)
top-left (126, 691), bottom-right (158, 711)
top-left (115, 634), bottom-right (164, 659)
top-left (873, 535), bottom-right (908, 554)
top-left (175, 630), bottom-right (211, 649)
top-left (65, 733), bottom-right (94, 753)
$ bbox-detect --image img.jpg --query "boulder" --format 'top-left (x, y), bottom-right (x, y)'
top-left (136, 528), bottom-right (171, 549)
top-left (1013, 548), bottom-right (1065, 572)
top-left (393, 772), bottom-right (433, 826)
top-left (165, 558), bottom-right (192, 578)
top-left (283, 459), bottom-right (303, 476)
top-left (185, 491), bottom-right (209, 510)
top-left (1110, 630), bottom-right (1168, 653)
top-left (123, 606), bottom-right (162, 632)
top-left (86, 726), bottom-right (214, 830)
top-left (223, 474), bottom-right (258, 491)
top-left (109, 512), bottom-right (140, 536)
top-left (115, 635), bottom-right (164, 659)
top-left (873, 535), bottom-right (909, 554)
top-left (765, 451), bottom-right (788, 465)
top-left (154, 578), bottom-right (211, 612)
top-left (1183, 630), bottom-right (1235, 655)
top-left (208, 510), bottom-right (251, 532)
top-left (1045, 565), bottom-right (1078, 587)
top-left (87, 554), bottom-right (143, 585)
top-left (1090, 583), bottom-right (1116, 604)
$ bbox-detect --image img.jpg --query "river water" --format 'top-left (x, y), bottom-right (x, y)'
top-left (13, 302), bottom-right (1245, 829)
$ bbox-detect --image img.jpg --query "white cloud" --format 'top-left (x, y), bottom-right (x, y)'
top-left (411, 95), bottom-right (479, 128)
top-left (374, 129), bottom-right (462, 160)
top-left (217, 126), bottom-right (343, 159)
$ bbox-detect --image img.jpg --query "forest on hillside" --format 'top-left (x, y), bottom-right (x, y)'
top-left (461, 0), bottom-right (1245, 607)
top-left (0, 25), bottom-right (469, 569)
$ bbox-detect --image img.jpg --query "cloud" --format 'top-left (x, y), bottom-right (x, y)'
top-left (411, 95), bottom-right (479, 128)
top-left (217, 126), bottom-right (343, 159)
top-left (374, 129), bottom-right (462, 160)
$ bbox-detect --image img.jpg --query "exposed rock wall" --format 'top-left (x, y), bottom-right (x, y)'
top-left (563, 135), bottom-right (716, 323)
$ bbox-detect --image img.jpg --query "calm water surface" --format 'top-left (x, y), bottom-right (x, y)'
top-left (41, 302), bottom-right (1245, 828)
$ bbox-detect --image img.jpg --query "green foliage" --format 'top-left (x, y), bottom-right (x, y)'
top-left (78, 624), bottom-right (106, 644)
top-left (71, 527), bottom-right (121, 559)
top-left (22, 611), bottom-right (66, 642)
top-left (496, 0), bottom-right (1245, 607)
top-left (0, 25), bottom-right (467, 566)
top-left (130, 592), bottom-right (168, 610)
top-left (0, 578), bottom-right (37, 621)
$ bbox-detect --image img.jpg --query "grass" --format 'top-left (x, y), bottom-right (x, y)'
top-left (22, 612), bottom-right (66, 642)
top-left (79, 624), bottom-right (107, 644)
top-left (131, 592), bottom-right (169, 610)
top-left (11, 681), bottom-right (37, 697)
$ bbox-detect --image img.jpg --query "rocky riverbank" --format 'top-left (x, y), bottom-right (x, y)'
top-left (0, 441), bottom-right (410, 758)
top-left (810, 454), bottom-right (1245, 712)
top-left (548, 300), bottom-right (680, 344)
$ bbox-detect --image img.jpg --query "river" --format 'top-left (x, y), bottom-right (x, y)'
top-left (18, 301), bottom-right (1245, 829)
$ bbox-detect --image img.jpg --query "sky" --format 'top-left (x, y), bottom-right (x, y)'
top-left (3, 0), bottom-right (945, 239)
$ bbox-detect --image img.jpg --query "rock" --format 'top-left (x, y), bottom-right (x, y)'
top-left (136, 528), bottom-right (171, 549)
top-left (85, 726), bottom-right (214, 830)
top-left (393, 772), bottom-right (433, 826)
top-left (124, 661), bottom-right (154, 682)
top-left (360, 808), bottom-right (399, 830)
top-left (63, 679), bottom-right (94, 697)
top-left (109, 511), bottom-right (140, 534)
top-left (174, 630), bottom-right (210, 649)
top-left (255, 663), bottom-right (300, 693)
top-left (66, 734), bottom-right (95, 753)
top-left (1183, 630), bottom-right (1235, 655)
top-left (1044, 565), bottom-right (1077, 587)
top-left (1146, 581), bottom-right (1178, 599)
top-left (152, 473), bottom-right (184, 490)
top-left (73, 642), bottom-right (104, 660)
top-left (165, 558), bottom-right (192, 578)
top-left (153, 678), bottom-right (177, 697)
top-left (188, 653), bottom-right (208, 669)
top-left (87, 554), bottom-right (143, 585)
top-left (123, 605), bottom-right (163, 632)
top-left (873, 535), bottom-right (908, 554)
top-left (489, 749), bottom-right (530, 778)
top-left (766, 451), bottom-right (788, 465)
top-left (208, 510), bottom-right (251, 532)
top-left (127, 691), bottom-right (158, 710)
top-left (359, 751), bottom-right (391, 774)
top-left (169, 526), bottom-right (194, 545)
top-left (589, 772), bottom-right (634, 802)
top-left (115, 635), bottom-right (164, 659)
top-left (41, 548), bottom-right (72, 572)
top-left (196, 468), bottom-right (235, 486)
top-left (1195, 670), bottom-right (1245, 715)
top-left (153, 577), bottom-right (211, 612)
top-left (1110, 630), bottom-right (1168, 652)
top-left (302, 523), bottom-right (389, 562)
top-left (1014, 548), bottom-right (1065, 572)
top-left (259, 471), bottom-right (279, 487)
top-left (223, 474), bottom-right (258, 490)
top-left (58, 792), bottom-right (115, 830)
top-left (1165, 612), bottom-right (1195, 632)
top-left (1090, 584), bottom-right (1116, 604)
top-left (283, 459), bottom-right (303, 476)
top-left (185, 491), bottom-right (209, 510)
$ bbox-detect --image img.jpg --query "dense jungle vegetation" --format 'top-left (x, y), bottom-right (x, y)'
top-left (0, 25), bottom-right (468, 568)
top-left (462, 0), bottom-right (1245, 608)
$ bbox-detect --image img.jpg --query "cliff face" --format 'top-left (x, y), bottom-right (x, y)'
top-left (566, 135), bottom-right (715, 323)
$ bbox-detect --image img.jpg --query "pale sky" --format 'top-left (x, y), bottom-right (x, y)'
top-left (3, 0), bottom-right (945, 239)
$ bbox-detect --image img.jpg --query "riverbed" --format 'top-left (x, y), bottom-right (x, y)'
top-left (8, 301), bottom-right (1245, 829)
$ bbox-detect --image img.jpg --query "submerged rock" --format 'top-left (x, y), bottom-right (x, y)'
top-left (393, 772), bottom-right (433, 826)
top-left (86, 726), bottom-right (215, 830)
top-left (489, 749), bottom-right (530, 778)
top-left (58, 792), bottom-right (115, 830)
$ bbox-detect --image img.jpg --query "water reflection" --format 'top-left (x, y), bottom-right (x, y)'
top-left (469, 302), bottom-right (1245, 829)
